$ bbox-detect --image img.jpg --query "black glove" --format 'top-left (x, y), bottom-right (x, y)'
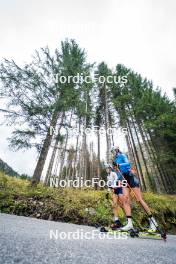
top-left (105, 192), bottom-right (109, 200)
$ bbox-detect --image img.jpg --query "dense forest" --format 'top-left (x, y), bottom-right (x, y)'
top-left (0, 39), bottom-right (176, 193)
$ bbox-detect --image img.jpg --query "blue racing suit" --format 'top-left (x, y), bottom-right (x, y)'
top-left (114, 152), bottom-right (131, 173)
top-left (114, 152), bottom-right (139, 188)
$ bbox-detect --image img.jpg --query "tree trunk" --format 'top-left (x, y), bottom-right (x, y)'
top-left (72, 121), bottom-right (80, 180)
top-left (32, 111), bottom-right (59, 184)
top-left (147, 130), bottom-right (169, 192)
top-left (104, 84), bottom-right (111, 163)
top-left (129, 114), bottom-right (152, 190)
top-left (97, 130), bottom-right (101, 179)
top-left (126, 119), bottom-right (146, 190)
top-left (138, 125), bottom-right (163, 193)
top-left (44, 112), bottom-right (65, 185)
top-left (59, 112), bottom-right (73, 179)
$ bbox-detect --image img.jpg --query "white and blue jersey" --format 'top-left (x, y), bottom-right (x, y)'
top-left (107, 171), bottom-right (123, 195)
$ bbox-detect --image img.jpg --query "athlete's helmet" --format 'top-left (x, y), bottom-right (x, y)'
top-left (111, 146), bottom-right (120, 153)
top-left (104, 163), bottom-right (113, 169)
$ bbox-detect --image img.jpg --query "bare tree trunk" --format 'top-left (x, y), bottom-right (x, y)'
top-left (32, 111), bottom-right (59, 184)
top-left (125, 134), bottom-right (134, 164)
top-left (82, 131), bottom-right (87, 181)
top-left (90, 141), bottom-right (94, 180)
top-left (129, 115), bottom-right (151, 190)
top-left (104, 84), bottom-right (111, 163)
top-left (126, 125), bottom-right (143, 187)
top-left (67, 148), bottom-right (74, 180)
top-left (59, 112), bottom-right (73, 179)
top-left (97, 130), bottom-right (101, 179)
top-left (126, 119), bottom-right (146, 190)
top-left (44, 113), bottom-right (65, 185)
top-left (138, 124), bottom-right (163, 193)
top-left (147, 130), bottom-right (169, 192)
top-left (83, 89), bottom-right (88, 181)
top-left (72, 121), bottom-right (80, 180)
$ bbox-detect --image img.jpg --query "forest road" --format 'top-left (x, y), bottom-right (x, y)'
top-left (0, 213), bottom-right (176, 264)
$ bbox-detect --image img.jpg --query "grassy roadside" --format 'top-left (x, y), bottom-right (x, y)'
top-left (0, 172), bottom-right (176, 234)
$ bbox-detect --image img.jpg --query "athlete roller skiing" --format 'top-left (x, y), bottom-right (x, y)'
top-left (108, 146), bottom-right (159, 232)
top-left (105, 164), bottom-right (127, 229)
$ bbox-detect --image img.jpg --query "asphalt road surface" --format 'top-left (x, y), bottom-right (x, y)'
top-left (0, 213), bottom-right (176, 264)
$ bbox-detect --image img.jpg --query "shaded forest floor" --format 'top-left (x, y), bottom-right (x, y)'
top-left (0, 173), bottom-right (176, 234)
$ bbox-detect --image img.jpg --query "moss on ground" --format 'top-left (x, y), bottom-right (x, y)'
top-left (0, 172), bottom-right (176, 234)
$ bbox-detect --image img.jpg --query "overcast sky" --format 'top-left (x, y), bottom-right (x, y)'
top-left (0, 0), bottom-right (176, 176)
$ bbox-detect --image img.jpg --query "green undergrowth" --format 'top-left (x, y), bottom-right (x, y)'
top-left (0, 172), bottom-right (176, 234)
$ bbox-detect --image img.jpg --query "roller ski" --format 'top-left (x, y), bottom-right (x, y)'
top-left (100, 226), bottom-right (165, 240)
